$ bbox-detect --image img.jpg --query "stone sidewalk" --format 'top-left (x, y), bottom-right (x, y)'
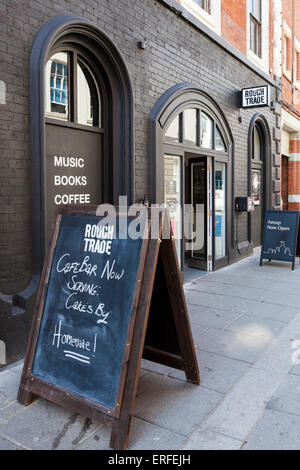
top-left (1, 251), bottom-right (300, 450)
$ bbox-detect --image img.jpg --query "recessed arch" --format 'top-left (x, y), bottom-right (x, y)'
top-left (30, 14), bottom-right (134, 277)
top-left (248, 113), bottom-right (272, 246)
top-left (148, 83), bottom-right (235, 260)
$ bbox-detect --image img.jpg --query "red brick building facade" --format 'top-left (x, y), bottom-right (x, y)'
top-left (281, 0), bottom-right (300, 210)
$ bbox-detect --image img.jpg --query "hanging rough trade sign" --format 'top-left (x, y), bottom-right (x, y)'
top-left (260, 210), bottom-right (300, 270)
top-left (18, 205), bottom-right (199, 450)
top-left (241, 85), bottom-right (270, 108)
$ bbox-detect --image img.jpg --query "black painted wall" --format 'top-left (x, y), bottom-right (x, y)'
top-left (0, 0), bottom-right (281, 363)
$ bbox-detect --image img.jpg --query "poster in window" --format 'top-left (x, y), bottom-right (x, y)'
top-left (251, 169), bottom-right (261, 206)
top-left (166, 179), bottom-right (177, 195)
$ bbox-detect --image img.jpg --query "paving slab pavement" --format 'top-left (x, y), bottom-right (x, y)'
top-left (1, 251), bottom-right (300, 450)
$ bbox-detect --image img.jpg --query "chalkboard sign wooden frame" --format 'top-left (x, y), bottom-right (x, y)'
top-left (18, 205), bottom-right (199, 449)
top-left (260, 210), bottom-right (300, 270)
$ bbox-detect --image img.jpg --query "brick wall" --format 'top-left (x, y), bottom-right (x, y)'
top-left (282, 0), bottom-right (300, 115)
top-left (221, 0), bottom-right (247, 55)
top-left (0, 0), bottom-right (278, 295)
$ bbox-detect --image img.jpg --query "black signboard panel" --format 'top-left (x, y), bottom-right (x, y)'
top-left (18, 206), bottom-right (200, 449)
top-left (260, 210), bottom-right (300, 270)
top-left (32, 214), bottom-right (143, 410)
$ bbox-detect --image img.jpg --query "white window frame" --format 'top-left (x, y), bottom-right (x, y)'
top-left (247, 0), bottom-right (269, 73)
top-left (283, 21), bottom-right (292, 81)
top-left (182, 0), bottom-right (221, 35)
top-left (295, 37), bottom-right (300, 90)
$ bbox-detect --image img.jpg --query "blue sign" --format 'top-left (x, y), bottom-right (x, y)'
top-left (260, 210), bottom-right (299, 270)
top-left (215, 215), bottom-right (222, 237)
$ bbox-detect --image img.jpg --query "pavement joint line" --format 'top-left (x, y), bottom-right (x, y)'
top-left (0, 399), bottom-right (39, 424)
top-left (195, 324), bottom-right (275, 344)
top-left (240, 398), bottom-right (299, 448)
top-left (133, 414), bottom-right (188, 438)
top-left (221, 313), bottom-right (249, 330)
top-left (0, 400), bottom-right (17, 412)
top-left (257, 405), bottom-right (300, 420)
top-left (166, 372), bottom-right (228, 396)
top-left (186, 299), bottom-right (244, 311)
top-left (0, 433), bottom-right (32, 450)
top-left (132, 414), bottom-right (188, 438)
top-left (232, 311), bottom-right (294, 325)
top-left (189, 304), bottom-right (239, 314)
top-left (194, 347), bottom-right (255, 365)
top-left (181, 426), bottom-right (245, 450)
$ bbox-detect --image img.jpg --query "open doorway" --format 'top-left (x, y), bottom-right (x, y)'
top-left (185, 155), bottom-right (212, 271)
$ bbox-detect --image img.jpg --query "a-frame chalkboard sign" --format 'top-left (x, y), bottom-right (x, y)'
top-left (18, 205), bottom-right (199, 450)
top-left (260, 210), bottom-right (300, 270)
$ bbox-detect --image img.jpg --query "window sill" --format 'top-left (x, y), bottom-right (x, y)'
top-left (247, 49), bottom-right (268, 74)
top-left (181, 0), bottom-right (219, 34)
top-left (283, 70), bottom-right (292, 82)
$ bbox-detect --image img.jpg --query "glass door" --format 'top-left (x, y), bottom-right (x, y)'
top-left (164, 154), bottom-right (182, 266)
top-left (188, 158), bottom-right (207, 270)
top-left (214, 161), bottom-right (227, 269)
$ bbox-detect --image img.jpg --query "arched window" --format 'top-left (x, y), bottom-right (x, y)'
top-left (45, 50), bottom-right (101, 127)
top-left (248, 115), bottom-right (271, 248)
top-left (28, 15), bottom-right (133, 282)
top-left (164, 107), bottom-right (227, 153)
top-left (252, 123), bottom-right (262, 161)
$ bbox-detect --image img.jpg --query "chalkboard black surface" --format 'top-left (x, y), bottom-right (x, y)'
top-left (260, 210), bottom-right (300, 270)
top-left (32, 214), bottom-right (143, 411)
top-left (18, 205), bottom-right (199, 450)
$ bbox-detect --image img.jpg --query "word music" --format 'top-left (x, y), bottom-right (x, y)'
top-left (52, 154), bottom-right (91, 205)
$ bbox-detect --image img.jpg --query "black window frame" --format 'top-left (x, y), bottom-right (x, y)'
top-left (45, 46), bottom-right (102, 129)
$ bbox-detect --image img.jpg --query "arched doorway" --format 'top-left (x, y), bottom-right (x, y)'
top-left (149, 84), bottom-right (234, 271)
top-left (248, 114), bottom-right (272, 247)
top-left (30, 15), bottom-right (133, 277)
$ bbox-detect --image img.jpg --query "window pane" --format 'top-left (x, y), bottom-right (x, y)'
top-left (250, 18), bottom-right (256, 54)
top-left (250, 0), bottom-right (261, 21)
top-left (77, 57), bottom-right (100, 127)
top-left (56, 62), bottom-right (63, 76)
top-left (253, 125), bottom-right (262, 160)
top-left (251, 169), bottom-right (261, 205)
top-left (250, 17), bottom-right (261, 57)
top-left (165, 115), bottom-right (180, 142)
top-left (164, 155), bottom-right (182, 264)
top-left (45, 52), bottom-right (68, 120)
top-left (193, 0), bottom-right (211, 13)
top-left (183, 109), bottom-right (197, 145)
top-left (200, 112), bottom-right (213, 149)
top-left (215, 126), bottom-right (226, 152)
top-left (215, 162), bottom-right (226, 259)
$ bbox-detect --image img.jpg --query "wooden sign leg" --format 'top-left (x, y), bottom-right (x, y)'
top-left (110, 234), bottom-right (161, 450)
top-left (110, 415), bottom-right (133, 450)
top-left (17, 379), bottom-right (38, 406)
top-left (160, 234), bottom-right (200, 385)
